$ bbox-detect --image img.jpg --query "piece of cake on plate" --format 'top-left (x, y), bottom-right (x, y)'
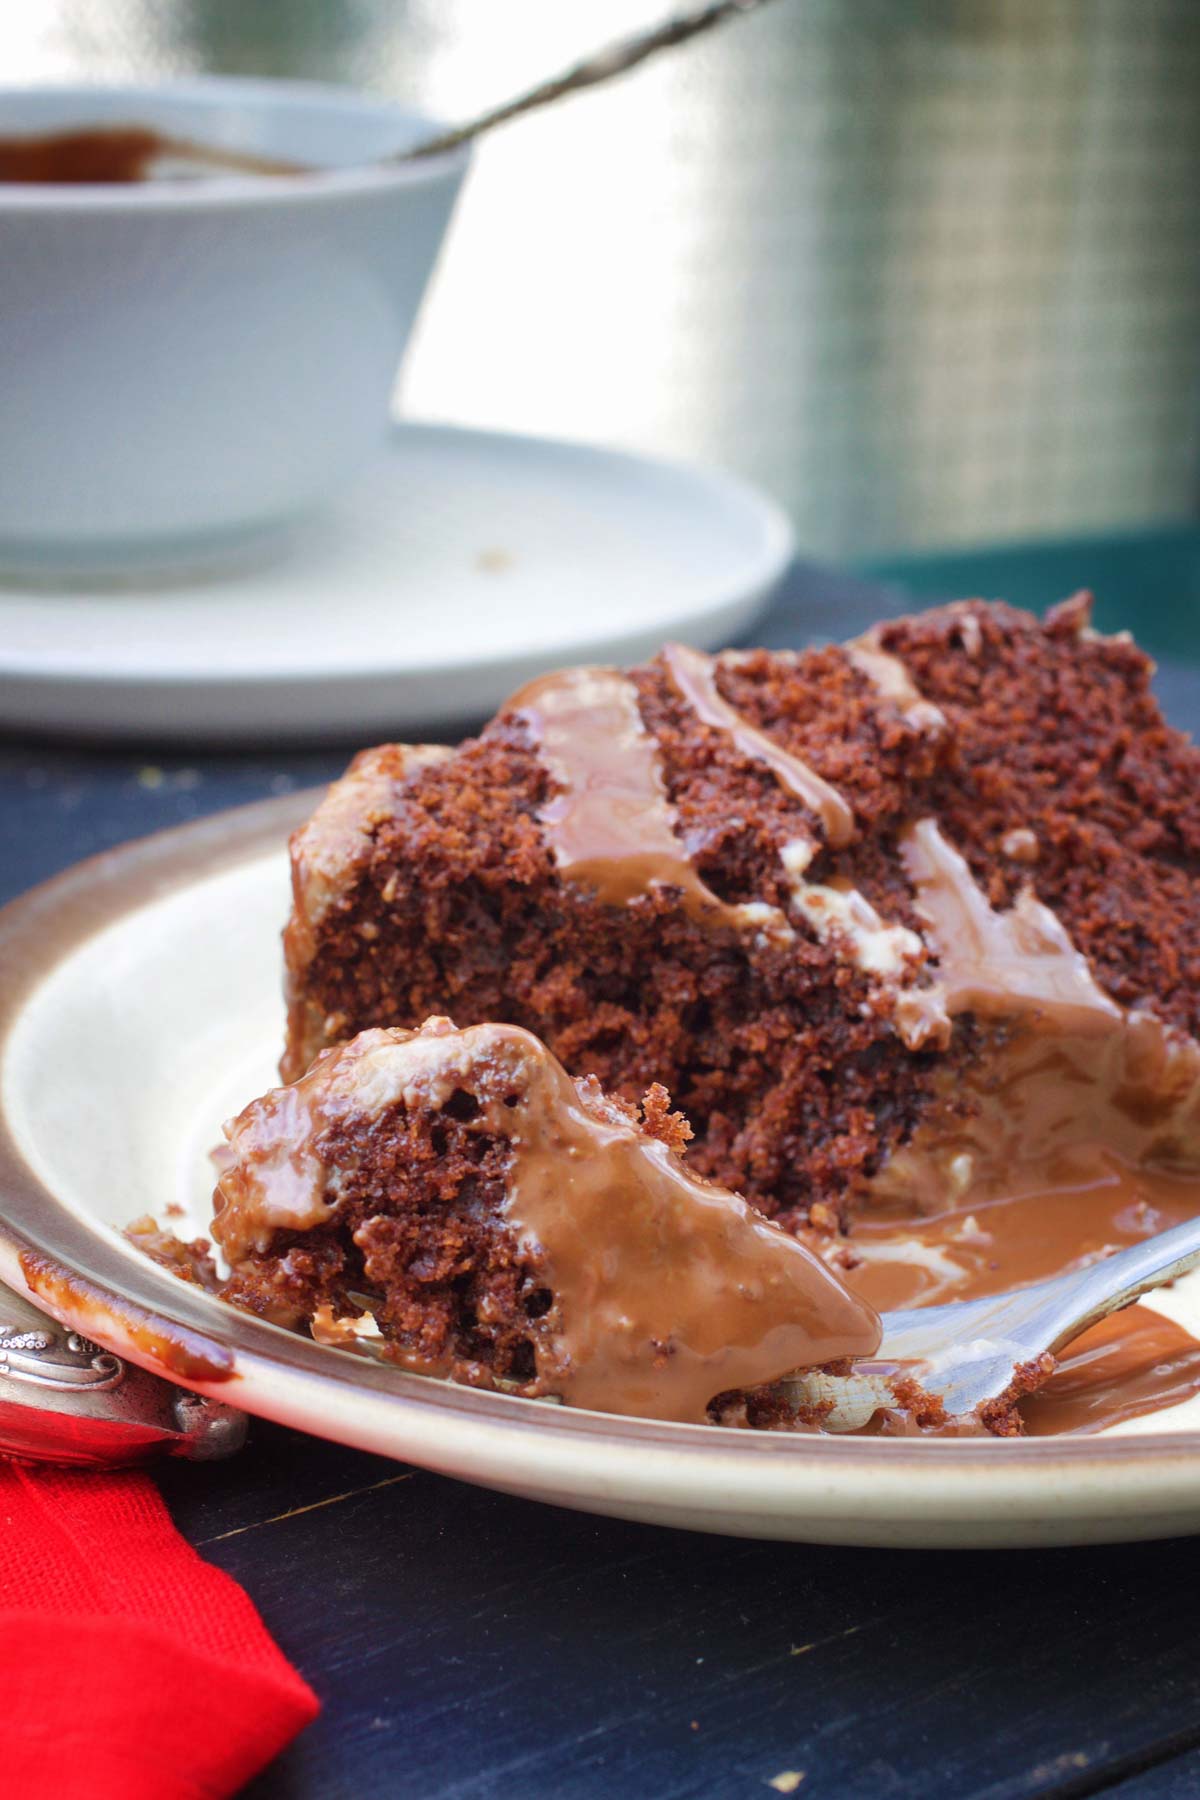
top-left (278, 594), bottom-right (1200, 1246)
top-left (213, 1017), bottom-right (881, 1424)
top-left (199, 594), bottom-right (1200, 1435)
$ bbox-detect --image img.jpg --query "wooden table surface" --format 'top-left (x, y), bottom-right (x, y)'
top-left (5, 556), bottom-right (1200, 1800)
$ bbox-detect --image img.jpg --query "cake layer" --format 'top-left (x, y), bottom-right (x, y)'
top-left (281, 595), bottom-right (1200, 1234)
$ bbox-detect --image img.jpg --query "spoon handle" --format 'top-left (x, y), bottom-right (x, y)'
top-left (405, 0), bottom-right (779, 161)
top-left (138, 1), bottom-right (779, 181)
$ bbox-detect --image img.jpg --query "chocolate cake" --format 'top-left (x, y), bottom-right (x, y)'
top-left (207, 593), bottom-right (1200, 1433)
top-left (213, 1018), bottom-right (880, 1423)
top-left (280, 594), bottom-right (1200, 1226)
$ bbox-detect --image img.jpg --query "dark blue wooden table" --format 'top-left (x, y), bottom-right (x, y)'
top-left (5, 548), bottom-right (1200, 1799)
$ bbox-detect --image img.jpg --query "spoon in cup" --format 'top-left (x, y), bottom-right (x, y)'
top-left (0, 0), bottom-right (779, 185)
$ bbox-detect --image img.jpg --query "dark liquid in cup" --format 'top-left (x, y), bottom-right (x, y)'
top-left (0, 124), bottom-right (303, 182)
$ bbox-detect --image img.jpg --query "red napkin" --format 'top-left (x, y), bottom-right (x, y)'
top-left (0, 1460), bottom-right (319, 1799)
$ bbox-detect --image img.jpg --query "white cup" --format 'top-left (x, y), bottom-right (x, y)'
top-left (0, 78), bottom-right (470, 578)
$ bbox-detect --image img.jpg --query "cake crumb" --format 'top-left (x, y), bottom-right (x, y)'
top-left (767, 1773), bottom-right (805, 1794)
top-left (889, 1374), bottom-right (948, 1431)
top-left (477, 547), bottom-right (514, 573)
top-left (125, 1215), bottom-right (219, 1291)
top-left (638, 1083), bottom-right (694, 1153)
top-left (1000, 827), bottom-right (1039, 864)
top-left (1044, 589), bottom-right (1094, 638)
top-left (979, 1352), bottom-right (1057, 1436)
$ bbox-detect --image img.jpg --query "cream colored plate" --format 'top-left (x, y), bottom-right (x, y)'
top-left (3, 795), bottom-right (1200, 1548)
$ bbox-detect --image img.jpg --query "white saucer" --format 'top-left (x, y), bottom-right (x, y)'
top-left (0, 423), bottom-right (793, 743)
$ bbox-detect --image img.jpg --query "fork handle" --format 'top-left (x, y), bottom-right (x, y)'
top-left (879, 1213), bottom-right (1200, 1366)
top-left (1035, 1213), bottom-right (1200, 1355)
top-left (0, 1281), bottom-right (245, 1468)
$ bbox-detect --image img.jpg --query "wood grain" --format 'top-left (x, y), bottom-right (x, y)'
top-left (159, 1420), bottom-right (1200, 1800)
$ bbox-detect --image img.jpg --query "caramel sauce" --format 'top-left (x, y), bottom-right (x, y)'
top-left (662, 641), bottom-right (857, 846)
top-left (494, 1027), bottom-right (879, 1420)
top-left (846, 815), bottom-right (1200, 1434)
top-left (844, 632), bottom-right (948, 736)
top-left (19, 1250), bottom-right (236, 1384)
top-left (1020, 1307), bottom-right (1200, 1436)
top-left (900, 816), bottom-right (1122, 1029)
top-left (834, 1161), bottom-right (1200, 1437)
top-left (506, 666), bottom-right (762, 926)
top-left (843, 1180), bottom-right (1200, 1314)
top-left (213, 1079), bottom-right (333, 1264)
top-left (0, 125), bottom-right (167, 183)
top-left (216, 1020), bottom-right (880, 1422)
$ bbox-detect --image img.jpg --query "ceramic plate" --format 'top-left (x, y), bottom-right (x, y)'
top-left (3, 796), bottom-right (1200, 1550)
top-left (0, 422), bottom-right (792, 743)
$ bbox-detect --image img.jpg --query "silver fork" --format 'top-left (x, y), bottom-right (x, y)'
top-left (787, 1214), bottom-right (1200, 1430)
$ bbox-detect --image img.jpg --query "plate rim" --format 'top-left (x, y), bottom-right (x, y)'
top-left (4, 795), bottom-right (1200, 1542)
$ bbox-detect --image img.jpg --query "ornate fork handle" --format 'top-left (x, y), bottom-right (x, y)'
top-left (0, 1281), bottom-right (245, 1468)
top-left (1, 1323), bottom-right (125, 1392)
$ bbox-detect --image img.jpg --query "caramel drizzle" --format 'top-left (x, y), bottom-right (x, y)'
top-left (843, 815), bottom-right (1200, 1433)
top-left (857, 817), bottom-right (1200, 1312)
top-left (661, 642), bottom-right (856, 847)
top-left (899, 817), bottom-right (1120, 1030)
top-left (507, 666), bottom-right (785, 933)
top-left (778, 839), bottom-right (949, 1051)
top-left (215, 1020), bottom-right (881, 1423)
top-left (844, 633), bottom-right (947, 736)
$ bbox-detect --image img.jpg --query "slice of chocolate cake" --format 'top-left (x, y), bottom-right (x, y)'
top-left (213, 1018), bottom-right (880, 1422)
top-left (279, 594), bottom-right (1200, 1248)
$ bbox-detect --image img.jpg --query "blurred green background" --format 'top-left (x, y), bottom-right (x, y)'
top-left (10, 0), bottom-right (1200, 648)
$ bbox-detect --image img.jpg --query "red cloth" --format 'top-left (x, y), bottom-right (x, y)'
top-left (0, 1461), bottom-right (319, 1799)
